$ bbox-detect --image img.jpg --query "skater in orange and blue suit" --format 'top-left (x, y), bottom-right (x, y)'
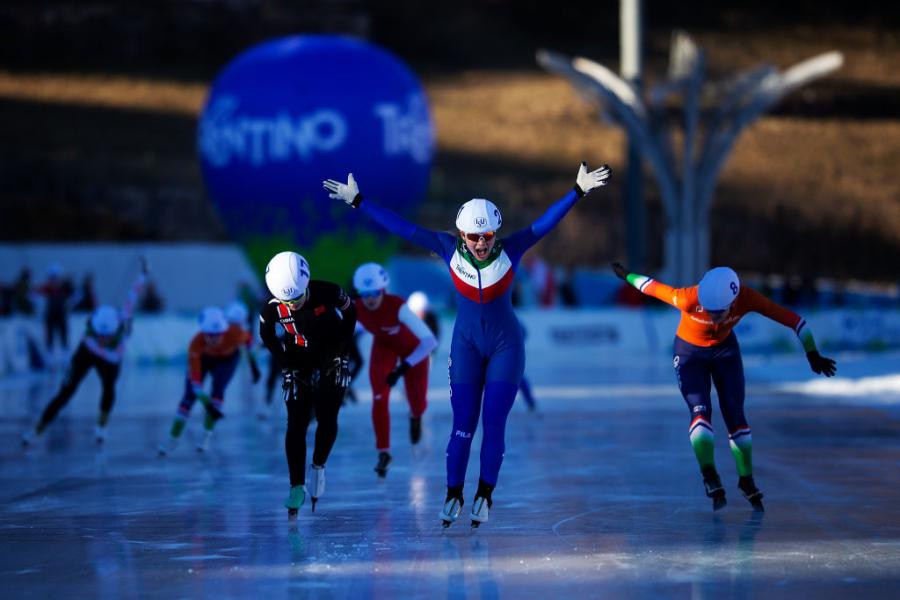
top-left (612, 262), bottom-right (836, 511)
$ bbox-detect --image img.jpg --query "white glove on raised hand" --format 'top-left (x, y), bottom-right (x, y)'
top-left (323, 173), bottom-right (361, 208)
top-left (574, 162), bottom-right (611, 197)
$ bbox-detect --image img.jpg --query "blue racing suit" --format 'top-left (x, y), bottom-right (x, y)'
top-left (359, 188), bottom-right (582, 487)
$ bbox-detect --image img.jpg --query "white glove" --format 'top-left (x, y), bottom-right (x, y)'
top-left (574, 162), bottom-right (611, 196)
top-left (323, 173), bottom-right (361, 207)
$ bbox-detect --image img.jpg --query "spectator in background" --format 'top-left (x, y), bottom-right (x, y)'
top-left (12, 268), bottom-right (35, 315)
top-left (35, 264), bottom-right (74, 355)
top-left (799, 275), bottom-right (819, 307)
top-left (558, 266), bottom-right (578, 307)
top-left (72, 273), bottom-right (97, 313)
top-left (782, 275), bottom-right (803, 307)
top-left (0, 280), bottom-right (11, 316)
top-left (615, 279), bottom-right (645, 306)
top-left (139, 280), bottom-right (164, 313)
top-left (831, 281), bottom-right (847, 307)
top-left (760, 275), bottom-right (776, 301)
top-left (522, 253), bottom-right (556, 307)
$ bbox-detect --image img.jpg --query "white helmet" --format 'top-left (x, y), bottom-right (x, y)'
top-left (698, 267), bottom-right (741, 311)
top-left (265, 251), bottom-right (310, 302)
top-left (455, 198), bottom-right (502, 234)
top-left (353, 263), bottom-right (389, 294)
top-left (407, 291), bottom-right (429, 315)
top-left (90, 305), bottom-right (120, 336)
top-left (198, 306), bottom-right (228, 334)
top-left (224, 301), bottom-right (248, 324)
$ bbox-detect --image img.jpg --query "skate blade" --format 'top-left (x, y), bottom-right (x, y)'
top-left (741, 490), bottom-right (765, 511)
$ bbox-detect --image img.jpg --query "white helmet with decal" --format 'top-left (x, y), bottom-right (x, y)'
top-left (698, 267), bottom-right (741, 311)
top-left (198, 306), bottom-right (228, 334)
top-left (455, 198), bottom-right (502, 234)
top-left (224, 301), bottom-right (248, 324)
top-left (265, 251), bottom-right (310, 302)
top-left (90, 305), bottom-right (120, 336)
top-left (353, 263), bottom-right (389, 294)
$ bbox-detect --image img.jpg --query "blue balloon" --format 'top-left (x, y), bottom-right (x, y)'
top-left (197, 35), bottom-right (434, 246)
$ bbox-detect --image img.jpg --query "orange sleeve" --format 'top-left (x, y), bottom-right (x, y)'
top-left (628, 273), bottom-right (698, 312)
top-left (188, 335), bottom-right (204, 385)
top-left (742, 287), bottom-right (802, 330)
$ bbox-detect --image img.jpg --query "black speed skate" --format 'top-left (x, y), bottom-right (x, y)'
top-left (409, 417), bottom-right (422, 445)
top-left (702, 467), bottom-right (727, 511)
top-left (374, 451), bottom-right (391, 478)
top-left (738, 476), bottom-right (765, 512)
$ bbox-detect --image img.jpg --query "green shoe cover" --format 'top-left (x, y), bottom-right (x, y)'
top-left (285, 485), bottom-right (307, 510)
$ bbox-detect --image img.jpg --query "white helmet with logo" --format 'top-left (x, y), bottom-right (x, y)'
top-left (198, 306), bottom-right (228, 334)
top-left (353, 263), bottom-right (389, 294)
top-left (90, 305), bottom-right (120, 336)
top-left (407, 291), bottom-right (429, 315)
top-left (455, 198), bottom-right (502, 234)
top-left (224, 301), bottom-right (248, 324)
top-left (698, 267), bottom-right (741, 311)
top-left (265, 251), bottom-right (310, 302)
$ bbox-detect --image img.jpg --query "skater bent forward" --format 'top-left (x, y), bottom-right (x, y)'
top-left (259, 251), bottom-right (356, 516)
top-left (612, 263), bottom-right (836, 511)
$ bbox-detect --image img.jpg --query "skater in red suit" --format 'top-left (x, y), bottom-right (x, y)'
top-left (353, 263), bottom-right (437, 477)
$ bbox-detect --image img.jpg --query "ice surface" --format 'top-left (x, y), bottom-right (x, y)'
top-left (1, 350), bottom-right (899, 598)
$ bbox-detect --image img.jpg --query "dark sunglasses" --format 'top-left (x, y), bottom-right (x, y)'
top-left (462, 231), bottom-right (495, 243)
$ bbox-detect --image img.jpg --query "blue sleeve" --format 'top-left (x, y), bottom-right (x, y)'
top-left (503, 188), bottom-right (581, 259)
top-left (360, 200), bottom-right (456, 262)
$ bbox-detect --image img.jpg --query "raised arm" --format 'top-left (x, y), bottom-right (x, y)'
top-left (611, 262), bottom-right (693, 310)
top-left (121, 256), bottom-right (149, 325)
top-left (504, 162), bottom-right (611, 257)
top-left (323, 173), bottom-right (455, 261)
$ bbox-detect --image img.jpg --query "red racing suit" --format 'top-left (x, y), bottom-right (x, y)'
top-left (355, 294), bottom-right (437, 450)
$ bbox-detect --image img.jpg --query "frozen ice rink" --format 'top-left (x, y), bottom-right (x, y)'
top-left (2, 349), bottom-right (899, 599)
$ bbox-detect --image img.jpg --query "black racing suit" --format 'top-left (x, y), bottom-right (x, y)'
top-left (259, 281), bottom-right (356, 487)
top-left (37, 329), bottom-right (125, 430)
